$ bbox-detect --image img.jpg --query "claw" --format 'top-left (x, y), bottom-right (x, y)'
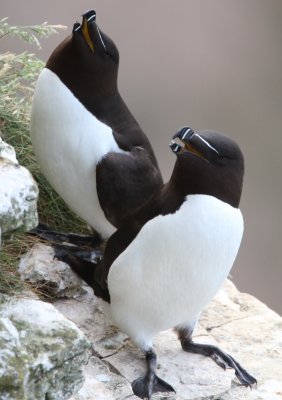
top-left (211, 353), bottom-right (227, 370)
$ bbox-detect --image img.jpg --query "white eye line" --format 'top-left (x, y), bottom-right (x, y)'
top-left (194, 133), bottom-right (219, 155)
top-left (96, 25), bottom-right (107, 52)
top-left (87, 14), bottom-right (96, 22)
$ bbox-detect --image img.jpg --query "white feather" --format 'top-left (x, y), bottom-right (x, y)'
top-left (108, 194), bottom-right (243, 350)
top-left (31, 68), bottom-right (125, 238)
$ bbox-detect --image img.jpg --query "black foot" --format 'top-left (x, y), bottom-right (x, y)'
top-left (132, 350), bottom-right (175, 400)
top-left (52, 242), bottom-right (103, 263)
top-left (29, 223), bottom-right (102, 247)
top-left (132, 375), bottom-right (175, 399)
top-left (181, 341), bottom-right (257, 387)
top-left (52, 244), bottom-right (110, 303)
top-left (52, 245), bottom-right (96, 285)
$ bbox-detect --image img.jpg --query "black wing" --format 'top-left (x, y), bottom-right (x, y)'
top-left (96, 147), bottom-right (163, 227)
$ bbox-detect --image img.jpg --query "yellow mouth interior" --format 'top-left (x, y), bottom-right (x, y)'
top-left (184, 142), bottom-right (207, 161)
top-left (82, 17), bottom-right (94, 52)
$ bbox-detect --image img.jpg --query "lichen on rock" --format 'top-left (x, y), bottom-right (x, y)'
top-left (0, 138), bottom-right (39, 235)
top-left (0, 294), bottom-right (91, 400)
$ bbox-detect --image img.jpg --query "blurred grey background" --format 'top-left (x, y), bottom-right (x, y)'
top-left (2, 0), bottom-right (281, 314)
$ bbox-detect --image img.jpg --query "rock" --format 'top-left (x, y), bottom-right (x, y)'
top-left (106, 331), bottom-right (235, 400)
top-left (0, 137), bottom-right (17, 164)
top-left (201, 280), bottom-right (282, 400)
top-left (19, 243), bottom-right (281, 399)
top-left (18, 243), bottom-right (88, 298)
top-left (53, 280), bottom-right (282, 400)
top-left (70, 356), bottom-right (139, 400)
top-left (0, 293), bottom-right (91, 400)
top-left (0, 137), bottom-right (38, 234)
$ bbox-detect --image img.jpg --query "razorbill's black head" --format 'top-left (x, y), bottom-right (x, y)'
top-left (170, 126), bottom-right (244, 208)
top-left (46, 10), bottom-right (119, 109)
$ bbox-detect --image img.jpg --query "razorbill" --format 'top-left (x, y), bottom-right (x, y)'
top-left (30, 10), bottom-right (163, 239)
top-left (54, 127), bottom-right (256, 398)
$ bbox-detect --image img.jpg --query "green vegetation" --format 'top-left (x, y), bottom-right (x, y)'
top-left (0, 18), bottom-right (87, 295)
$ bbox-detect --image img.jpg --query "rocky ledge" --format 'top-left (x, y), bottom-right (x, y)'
top-left (1, 243), bottom-right (282, 400)
top-left (55, 278), bottom-right (282, 400)
top-left (20, 244), bottom-right (280, 400)
top-left (0, 293), bottom-right (90, 400)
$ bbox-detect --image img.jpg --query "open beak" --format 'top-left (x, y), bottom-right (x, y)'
top-left (81, 10), bottom-right (96, 52)
top-left (170, 127), bottom-right (208, 161)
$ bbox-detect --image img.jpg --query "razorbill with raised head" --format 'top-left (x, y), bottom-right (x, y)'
top-left (54, 127), bottom-right (256, 398)
top-left (30, 10), bottom-right (163, 239)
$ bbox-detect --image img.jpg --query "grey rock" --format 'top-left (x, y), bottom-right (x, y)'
top-left (0, 293), bottom-right (91, 400)
top-left (0, 137), bottom-right (17, 164)
top-left (201, 280), bottom-right (282, 400)
top-left (16, 244), bottom-right (280, 400)
top-left (54, 286), bottom-right (128, 358)
top-left (0, 138), bottom-right (38, 234)
top-left (18, 243), bottom-right (88, 298)
top-left (55, 289), bottom-right (139, 400)
top-left (70, 356), bottom-right (139, 400)
top-left (54, 280), bottom-right (282, 400)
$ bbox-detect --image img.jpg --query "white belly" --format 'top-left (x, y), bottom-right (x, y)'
top-left (108, 194), bottom-right (244, 349)
top-left (31, 68), bottom-right (123, 238)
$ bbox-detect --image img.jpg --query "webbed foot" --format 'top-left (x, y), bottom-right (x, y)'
top-left (52, 245), bottom-right (97, 286)
top-left (132, 350), bottom-right (175, 399)
top-left (29, 223), bottom-right (102, 247)
top-left (52, 244), bottom-right (110, 302)
top-left (181, 340), bottom-right (257, 387)
top-left (132, 374), bottom-right (175, 399)
top-left (52, 242), bottom-right (103, 263)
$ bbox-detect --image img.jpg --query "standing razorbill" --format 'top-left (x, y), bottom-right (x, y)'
top-left (54, 127), bottom-right (256, 399)
top-left (30, 10), bottom-right (163, 239)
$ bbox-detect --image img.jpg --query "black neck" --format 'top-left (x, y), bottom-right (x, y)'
top-left (88, 90), bottom-right (161, 169)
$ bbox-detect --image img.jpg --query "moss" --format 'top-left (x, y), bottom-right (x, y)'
top-left (0, 355), bottom-right (26, 388)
